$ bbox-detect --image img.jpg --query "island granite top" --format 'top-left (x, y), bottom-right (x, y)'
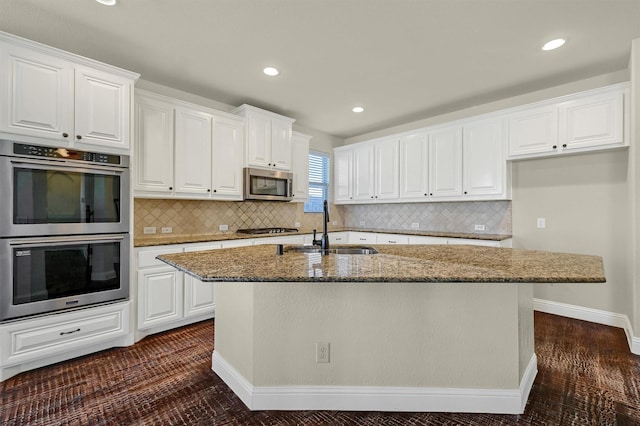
top-left (157, 244), bottom-right (605, 284)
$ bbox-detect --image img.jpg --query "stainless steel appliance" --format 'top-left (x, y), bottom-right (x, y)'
top-left (243, 167), bottom-right (293, 202)
top-left (0, 142), bottom-right (130, 321)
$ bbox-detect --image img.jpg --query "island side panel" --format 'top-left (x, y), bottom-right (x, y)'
top-left (213, 282), bottom-right (255, 382)
top-left (250, 281), bottom-right (525, 389)
top-left (518, 283), bottom-right (535, 381)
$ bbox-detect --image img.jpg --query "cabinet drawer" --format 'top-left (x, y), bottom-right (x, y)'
top-left (138, 247), bottom-right (184, 268)
top-left (1, 303), bottom-right (129, 366)
top-left (375, 234), bottom-right (410, 244)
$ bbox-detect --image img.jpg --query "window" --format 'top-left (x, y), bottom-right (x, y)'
top-left (304, 151), bottom-right (330, 213)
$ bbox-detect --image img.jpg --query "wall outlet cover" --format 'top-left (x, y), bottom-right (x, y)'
top-left (143, 227), bottom-right (156, 234)
top-left (474, 224), bottom-right (486, 231)
top-left (161, 227), bottom-right (172, 234)
top-left (219, 224), bottom-right (229, 231)
top-left (411, 223), bottom-right (420, 229)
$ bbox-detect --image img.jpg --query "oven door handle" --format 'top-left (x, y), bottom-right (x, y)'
top-left (9, 234), bottom-right (127, 246)
top-left (10, 158), bottom-right (126, 174)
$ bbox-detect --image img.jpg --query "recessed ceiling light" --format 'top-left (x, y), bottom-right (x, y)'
top-left (542, 38), bottom-right (566, 51)
top-left (352, 106), bottom-right (364, 113)
top-left (95, 0), bottom-right (116, 5)
top-left (263, 67), bottom-right (279, 76)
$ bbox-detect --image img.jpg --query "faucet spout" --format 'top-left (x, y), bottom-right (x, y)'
top-left (321, 200), bottom-right (330, 255)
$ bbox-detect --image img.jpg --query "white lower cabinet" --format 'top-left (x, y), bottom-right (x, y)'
top-left (349, 232), bottom-right (377, 244)
top-left (0, 301), bottom-right (131, 381)
top-left (183, 275), bottom-right (215, 319)
top-left (408, 236), bottom-right (447, 245)
top-left (329, 232), bottom-right (349, 244)
top-left (137, 267), bottom-right (184, 330)
top-left (375, 233), bottom-right (410, 244)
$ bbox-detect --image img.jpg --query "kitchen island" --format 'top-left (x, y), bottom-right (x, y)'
top-left (158, 244), bottom-right (605, 414)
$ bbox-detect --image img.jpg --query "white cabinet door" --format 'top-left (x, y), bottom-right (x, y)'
top-left (399, 132), bottom-right (429, 200)
top-left (408, 236), bottom-right (447, 245)
top-left (349, 232), bottom-right (376, 244)
top-left (137, 268), bottom-right (184, 330)
top-left (291, 131), bottom-right (311, 201)
top-left (463, 117), bottom-right (506, 197)
top-left (334, 148), bottom-right (353, 203)
top-left (133, 95), bottom-right (174, 194)
top-left (374, 139), bottom-right (399, 200)
top-left (211, 114), bottom-right (244, 198)
top-left (0, 45), bottom-right (74, 141)
top-left (246, 113), bottom-right (271, 168)
top-left (375, 233), bottom-right (409, 244)
top-left (174, 107), bottom-right (212, 196)
top-left (329, 232), bottom-right (349, 244)
top-left (271, 119), bottom-right (293, 170)
top-left (508, 105), bottom-right (558, 157)
top-left (353, 144), bottom-right (375, 201)
top-left (559, 90), bottom-right (624, 151)
top-left (429, 126), bottom-right (463, 198)
top-left (183, 275), bottom-right (215, 319)
top-left (74, 66), bottom-right (131, 149)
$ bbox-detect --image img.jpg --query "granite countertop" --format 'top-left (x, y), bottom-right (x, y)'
top-left (157, 244), bottom-right (605, 284)
top-left (134, 228), bottom-right (512, 247)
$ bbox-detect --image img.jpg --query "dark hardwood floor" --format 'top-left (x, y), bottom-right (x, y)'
top-left (1, 312), bottom-right (639, 425)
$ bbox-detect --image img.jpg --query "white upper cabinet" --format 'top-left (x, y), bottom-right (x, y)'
top-left (334, 148), bottom-right (354, 202)
top-left (234, 104), bottom-right (295, 171)
top-left (211, 114), bottom-right (244, 197)
top-left (508, 83), bottom-right (628, 160)
top-left (174, 107), bottom-right (213, 196)
top-left (399, 132), bottom-right (429, 199)
top-left (559, 89), bottom-right (625, 151)
top-left (133, 90), bottom-right (244, 200)
top-left (508, 105), bottom-right (559, 157)
top-left (353, 144), bottom-right (375, 201)
top-left (429, 125), bottom-right (463, 198)
top-left (463, 116), bottom-right (507, 198)
top-left (374, 138), bottom-right (399, 200)
top-left (0, 33), bottom-right (138, 152)
top-left (291, 131), bottom-right (311, 201)
top-left (134, 94), bottom-right (175, 193)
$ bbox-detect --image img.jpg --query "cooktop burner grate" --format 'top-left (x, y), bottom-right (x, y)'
top-left (236, 227), bottom-right (299, 235)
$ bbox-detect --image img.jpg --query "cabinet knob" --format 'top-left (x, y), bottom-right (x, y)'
top-left (213, 189), bottom-right (217, 193)
top-left (371, 196), bottom-right (374, 199)
top-left (552, 145), bottom-right (557, 149)
top-left (62, 133), bottom-right (69, 138)
top-left (562, 144), bottom-right (567, 148)
top-left (430, 193), bottom-right (433, 196)
top-left (169, 186), bottom-right (173, 190)
top-left (207, 189), bottom-right (211, 192)
top-left (76, 135), bottom-right (82, 140)
top-left (464, 191), bottom-right (468, 195)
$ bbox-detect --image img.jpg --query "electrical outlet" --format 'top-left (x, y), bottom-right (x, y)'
top-left (537, 218), bottom-right (546, 229)
top-left (143, 227), bottom-right (156, 235)
top-left (474, 224), bottom-right (485, 231)
top-left (332, 221), bottom-right (337, 226)
top-left (294, 222), bottom-right (301, 228)
top-left (219, 224), bottom-right (229, 231)
top-left (316, 342), bottom-right (330, 363)
top-left (161, 227), bottom-right (172, 234)
top-left (411, 222), bottom-right (420, 229)
top-left (359, 221), bottom-right (365, 226)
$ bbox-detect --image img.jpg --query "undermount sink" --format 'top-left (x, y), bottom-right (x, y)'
top-left (285, 246), bottom-right (379, 255)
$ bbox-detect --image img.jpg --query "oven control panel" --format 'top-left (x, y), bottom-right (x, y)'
top-left (12, 143), bottom-right (121, 165)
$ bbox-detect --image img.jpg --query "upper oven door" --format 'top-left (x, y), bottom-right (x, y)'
top-left (0, 156), bottom-right (130, 237)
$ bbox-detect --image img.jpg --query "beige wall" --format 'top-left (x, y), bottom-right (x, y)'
top-left (511, 150), bottom-right (632, 316)
top-left (630, 39), bottom-right (640, 334)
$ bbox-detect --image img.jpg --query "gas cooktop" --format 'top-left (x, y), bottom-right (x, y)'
top-left (236, 227), bottom-right (299, 235)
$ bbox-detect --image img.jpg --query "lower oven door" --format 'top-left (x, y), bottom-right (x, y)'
top-left (0, 233), bottom-right (130, 321)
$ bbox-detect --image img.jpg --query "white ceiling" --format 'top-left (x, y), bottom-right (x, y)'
top-left (1, 0), bottom-right (639, 139)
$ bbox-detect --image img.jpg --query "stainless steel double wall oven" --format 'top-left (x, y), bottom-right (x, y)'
top-left (0, 142), bottom-right (130, 321)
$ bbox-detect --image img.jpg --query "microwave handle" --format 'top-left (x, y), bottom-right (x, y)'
top-left (9, 234), bottom-right (126, 246)
top-left (288, 178), bottom-right (293, 197)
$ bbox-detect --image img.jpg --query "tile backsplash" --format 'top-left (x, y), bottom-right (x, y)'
top-left (134, 199), bottom-right (345, 238)
top-left (135, 198), bottom-right (511, 239)
top-left (342, 201), bottom-right (512, 235)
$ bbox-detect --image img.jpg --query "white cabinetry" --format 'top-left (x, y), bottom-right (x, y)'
top-left (428, 125), bottom-right (463, 198)
top-left (352, 138), bottom-right (399, 202)
top-left (334, 148), bottom-right (354, 202)
top-left (0, 301), bottom-right (131, 381)
top-left (349, 232), bottom-right (376, 244)
top-left (0, 34), bottom-right (138, 152)
top-left (291, 131), bottom-right (311, 201)
top-left (234, 104), bottom-right (295, 171)
top-left (329, 232), bottom-right (349, 244)
top-left (375, 233), bottom-right (409, 244)
top-left (508, 83), bottom-right (628, 160)
top-left (462, 116), bottom-right (507, 198)
top-left (133, 90), bottom-right (244, 200)
top-left (135, 244), bottom-right (217, 340)
top-left (174, 107), bottom-right (213, 196)
top-left (134, 95), bottom-right (174, 193)
top-left (399, 132), bottom-right (429, 199)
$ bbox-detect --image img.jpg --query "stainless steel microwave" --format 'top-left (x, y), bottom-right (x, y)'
top-left (243, 167), bottom-right (293, 202)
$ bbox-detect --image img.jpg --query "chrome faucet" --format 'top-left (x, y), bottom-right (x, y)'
top-left (312, 200), bottom-right (330, 255)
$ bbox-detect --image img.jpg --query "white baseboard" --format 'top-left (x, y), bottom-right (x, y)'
top-left (534, 298), bottom-right (640, 355)
top-left (212, 350), bottom-right (537, 414)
